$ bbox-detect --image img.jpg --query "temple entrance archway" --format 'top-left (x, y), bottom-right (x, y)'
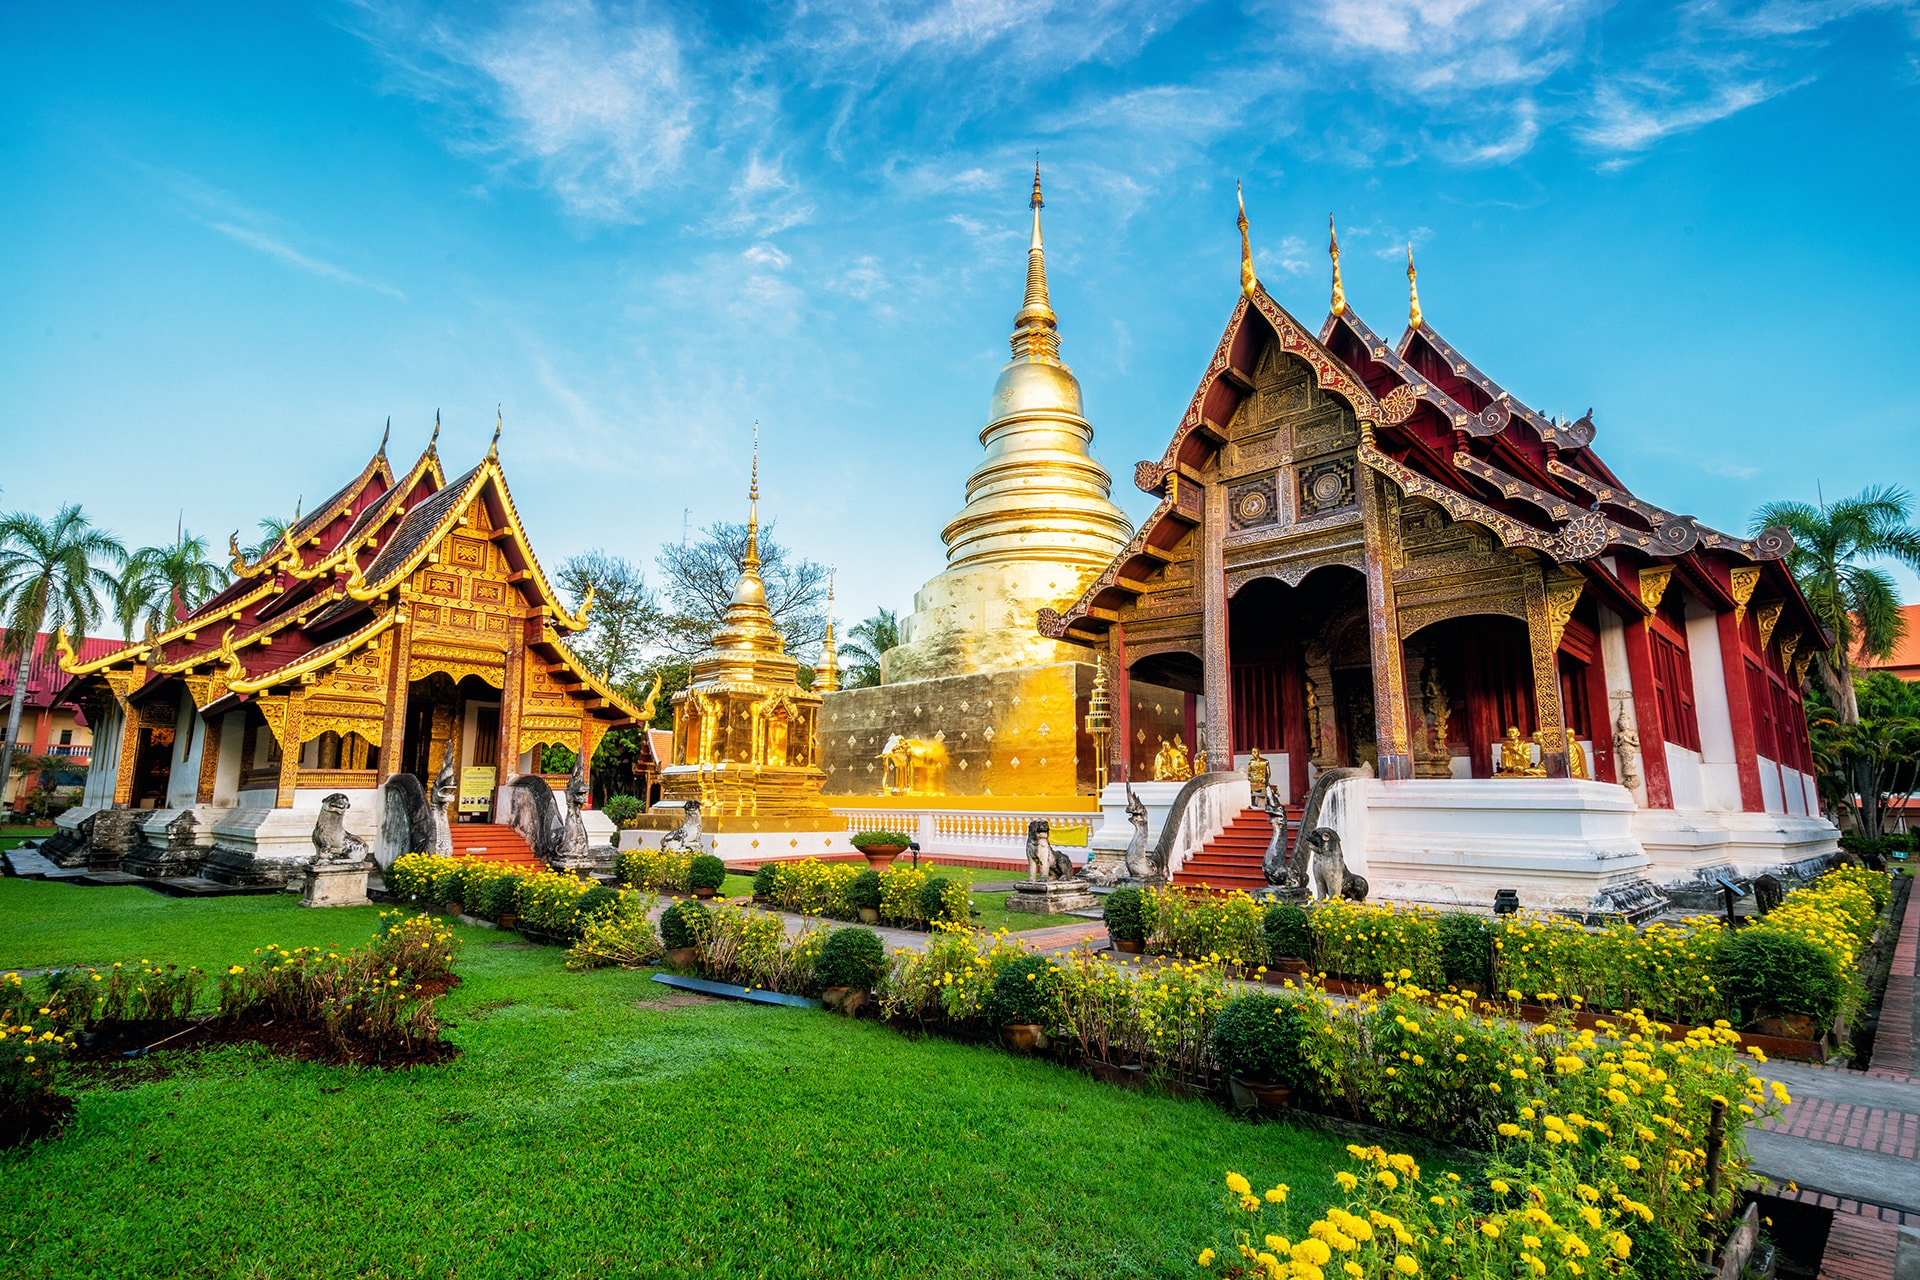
top-left (1403, 614), bottom-right (1535, 779)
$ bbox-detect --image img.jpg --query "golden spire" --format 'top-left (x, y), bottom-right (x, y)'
top-left (488, 406), bottom-right (502, 461)
top-left (1406, 243), bottom-right (1423, 329)
top-left (1329, 215), bottom-right (1347, 316)
top-left (1010, 161), bottom-right (1060, 362)
top-left (814, 572), bottom-right (840, 692)
top-left (1238, 182), bottom-right (1257, 298)
top-left (379, 416), bottom-right (390, 456)
top-left (744, 419), bottom-right (760, 572)
top-left (430, 409), bottom-right (441, 449)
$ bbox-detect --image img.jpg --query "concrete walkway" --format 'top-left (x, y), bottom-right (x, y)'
top-left (1742, 875), bottom-right (1920, 1278)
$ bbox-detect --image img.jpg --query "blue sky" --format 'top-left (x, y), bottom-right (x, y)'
top-left (4, 0), bottom-right (1918, 637)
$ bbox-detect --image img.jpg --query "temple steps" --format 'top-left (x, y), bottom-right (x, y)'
top-left (1170, 806), bottom-right (1301, 894)
top-left (450, 824), bottom-right (543, 870)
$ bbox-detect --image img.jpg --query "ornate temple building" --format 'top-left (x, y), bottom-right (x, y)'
top-left (1044, 210), bottom-right (1835, 909)
top-left (820, 169), bottom-right (1184, 798)
top-left (49, 425), bottom-right (653, 882)
top-left (648, 443), bottom-right (848, 859)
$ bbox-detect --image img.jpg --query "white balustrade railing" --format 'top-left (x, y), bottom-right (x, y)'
top-left (832, 806), bottom-right (1095, 861)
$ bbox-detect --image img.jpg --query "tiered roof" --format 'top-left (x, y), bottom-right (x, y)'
top-left (1041, 224), bottom-right (1822, 648)
top-left (59, 425), bottom-right (646, 734)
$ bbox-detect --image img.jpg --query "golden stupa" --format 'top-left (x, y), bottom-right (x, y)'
top-left (882, 164), bottom-right (1133, 682)
top-left (658, 434), bottom-right (838, 832)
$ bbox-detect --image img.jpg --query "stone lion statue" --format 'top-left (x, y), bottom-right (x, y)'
top-left (1303, 827), bottom-right (1367, 903)
top-left (660, 799), bottom-right (703, 853)
top-left (312, 793), bottom-right (372, 865)
top-left (1025, 818), bottom-right (1075, 883)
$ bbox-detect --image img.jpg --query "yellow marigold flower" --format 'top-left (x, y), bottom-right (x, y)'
top-left (1481, 1222), bottom-right (1501, 1239)
top-left (1226, 1172), bottom-right (1252, 1196)
top-left (1491, 1180), bottom-right (1510, 1194)
top-left (1394, 1254), bottom-right (1419, 1275)
top-left (1266, 1186), bottom-right (1289, 1204)
top-left (1197, 1247), bottom-right (1215, 1267)
top-left (1335, 1172), bottom-right (1358, 1192)
top-left (1293, 1238), bottom-right (1332, 1267)
top-left (1377, 1170), bottom-right (1398, 1190)
top-left (1266, 1235), bottom-right (1291, 1253)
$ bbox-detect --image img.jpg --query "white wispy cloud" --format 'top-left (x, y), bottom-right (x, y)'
top-left (201, 220), bottom-right (408, 299)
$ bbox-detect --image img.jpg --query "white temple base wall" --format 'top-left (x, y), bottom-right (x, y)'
top-left (1631, 808), bottom-right (1837, 908)
top-left (1355, 779), bottom-right (1666, 920)
top-left (202, 788), bottom-right (383, 886)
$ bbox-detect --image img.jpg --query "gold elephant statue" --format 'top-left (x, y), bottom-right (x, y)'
top-left (878, 734), bottom-right (948, 796)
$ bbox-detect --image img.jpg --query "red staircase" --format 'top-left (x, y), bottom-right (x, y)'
top-left (450, 824), bottom-right (544, 871)
top-left (1171, 807), bottom-right (1300, 893)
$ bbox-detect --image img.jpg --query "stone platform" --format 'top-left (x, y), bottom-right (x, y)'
top-left (1007, 877), bottom-right (1098, 914)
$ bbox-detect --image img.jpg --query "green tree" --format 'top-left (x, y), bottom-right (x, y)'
top-left (0, 506), bottom-right (126, 806)
top-left (115, 527), bottom-right (232, 640)
top-left (1751, 484), bottom-right (1920, 723)
top-left (655, 519), bottom-right (828, 661)
top-left (557, 550), bottom-right (663, 682)
top-left (1810, 673), bottom-right (1920, 838)
top-left (840, 608), bottom-right (900, 689)
top-left (242, 516), bottom-right (291, 562)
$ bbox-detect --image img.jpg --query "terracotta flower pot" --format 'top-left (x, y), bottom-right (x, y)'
top-left (861, 845), bottom-right (906, 868)
top-left (1229, 1076), bottom-right (1295, 1113)
top-left (858, 907), bottom-right (880, 924)
top-left (1087, 1059), bottom-right (1147, 1089)
top-left (822, 986), bottom-right (872, 1016)
top-left (1269, 958), bottom-right (1310, 976)
top-left (666, 946), bottom-right (698, 969)
top-left (498, 914), bottom-right (520, 930)
top-left (1753, 1013), bottom-right (1817, 1040)
top-left (1113, 937), bottom-right (1145, 954)
top-left (693, 886), bottom-right (716, 900)
top-left (1001, 1023), bottom-right (1046, 1054)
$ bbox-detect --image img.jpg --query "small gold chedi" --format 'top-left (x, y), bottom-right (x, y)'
top-left (658, 441), bottom-right (839, 834)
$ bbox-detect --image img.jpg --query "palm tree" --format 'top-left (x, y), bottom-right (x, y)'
top-left (840, 608), bottom-right (901, 689)
top-left (1751, 484), bottom-right (1920, 723)
top-left (0, 506), bottom-right (125, 807)
top-left (244, 516), bottom-right (290, 561)
top-left (115, 528), bottom-right (232, 641)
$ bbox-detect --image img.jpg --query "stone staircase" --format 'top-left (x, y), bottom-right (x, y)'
top-left (450, 823), bottom-right (544, 871)
top-left (1170, 806), bottom-right (1299, 893)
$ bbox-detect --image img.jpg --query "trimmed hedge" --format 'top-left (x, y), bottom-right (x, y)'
top-left (815, 927), bottom-right (886, 990)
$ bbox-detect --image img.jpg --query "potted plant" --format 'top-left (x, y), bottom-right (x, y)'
top-left (1209, 992), bottom-right (1308, 1113)
top-left (687, 853), bottom-right (727, 900)
top-left (988, 955), bottom-right (1060, 1054)
top-left (919, 877), bottom-right (966, 928)
top-left (659, 899), bottom-right (710, 969)
top-left (1104, 886), bottom-right (1152, 955)
top-left (751, 861), bottom-right (782, 905)
top-left (1722, 928), bottom-right (1840, 1041)
top-left (1261, 902), bottom-right (1310, 975)
top-left (848, 868), bottom-right (883, 923)
top-left (815, 925), bottom-right (886, 1014)
top-left (851, 829), bottom-right (913, 868)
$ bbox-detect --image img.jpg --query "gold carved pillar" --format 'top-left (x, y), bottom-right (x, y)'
top-left (108, 668), bottom-right (144, 807)
top-left (274, 692), bottom-right (306, 808)
top-left (497, 616), bottom-right (528, 781)
top-left (1524, 564), bottom-right (1571, 779)
top-left (195, 715), bottom-right (223, 804)
top-left (1357, 450), bottom-right (1412, 780)
top-left (376, 608), bottom-right (412, 786)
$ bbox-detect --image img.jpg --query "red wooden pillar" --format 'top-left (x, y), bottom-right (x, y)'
top-left (1621, 617), bottom-right (1674, 809)
top-left (1582, 658), bottom-right (1615, 783)
top-left (1715, 611), bottom-right (1764, 812)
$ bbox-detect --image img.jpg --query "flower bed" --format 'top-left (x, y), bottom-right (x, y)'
top-left (615, 847), bottom-right (693, 893)
top-left (756, 860), bottom-right (972, 929)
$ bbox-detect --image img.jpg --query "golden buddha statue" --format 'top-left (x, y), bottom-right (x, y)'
top-left (1245, 747), bottom-right (1270, 792)
top-left (1495, 727), bottom-right (1534, 778)
top-left (1153, 733), bottom-right (1193, 781)
top-left (1568, 736), bottom-right (1589, 780)
top-left (1194, 749), bottom-right (1208, 775)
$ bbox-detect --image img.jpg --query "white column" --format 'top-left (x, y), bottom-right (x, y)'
top-left (167, 691), bottom-right (202, 809)
top-left (1596, 608), bottom-right (1646, 807)
top-left (1683, 597), bottom-right (1740, 813)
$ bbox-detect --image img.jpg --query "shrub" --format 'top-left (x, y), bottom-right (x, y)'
top-left (601, 795), bottom-right (643, 828)
top-left (765, 860), bottom-right (862, 918)
top-left (1309, 898), bottom-right (1447, 986)
top-left (698, 907), bottom-right (829, 993)
top-left (880, 866), bottom-right (929, 923)
top-left (1104, 886), bottom-right (1152, 944)
top-left (986, 955), bottom-right (1061, 1027)
top-left (687, 853), bottom-right (727, 892)
top-left (1260, 902), bottom-right (1307, 961)
top-left (514, 872), bottom-right (598, 939)
top-left (386, 853), bottom-right (445, 901)
top-left (877, 924), bottom-right (1034, 1024)
top-left (850, 829), bottom-right (913, 850)
top-left (1436, 911), bottom-right (1493, 991)
top-left (752, 862), bottom-right (784, 899)
top-left (848, 868), bottom-right (883, 911)
top-left (1721, 927), bottom-right (1844, 1031)
top-left (660, 899), bottom-right (711, 951)
top-left (1208, 993), bottom-right (1308, 1087)
top-left (815, 927), bottom-right (887, 990)
top-left (615, 847), bottom-right (692, 893)
top-left (478, 870), bottom-right (525, 920)
top-left (918, 876), bottom-right (969, 926)
top-left (572, 885), bottom-right (624, 924)
top-left (566, 901), bottom-right (663, 970)
top-left (1147, 886), bottom-right (1264, 964)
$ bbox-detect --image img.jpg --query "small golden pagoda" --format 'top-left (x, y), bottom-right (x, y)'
top-left (658, 437), bottom-right (839, 835)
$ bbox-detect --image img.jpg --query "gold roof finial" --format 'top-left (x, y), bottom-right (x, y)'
top-left (1329, 215), bottom-right (1347, 316)
top-left (489, 406), bottom-right (502, 460)
top-left (379, 416), bottom-right (390, 456)
top-left (814, 571), bottom-right (840, 692)
top-left (1237, 182), bottom-right (1258, 298)
top-left (1406, 243), bottom-right (1424, 330)
top-left (1010, 159), bottom-right (1059, 359)
top-left (745, 420), bottom-right (761, 571)
top-left (430, 409), bottom-right (440, 448)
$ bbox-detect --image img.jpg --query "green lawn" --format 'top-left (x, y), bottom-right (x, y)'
top-left (1, 825), bottom-right (53, 852)
top-left (0, 878), bottom-right (1351, 1279)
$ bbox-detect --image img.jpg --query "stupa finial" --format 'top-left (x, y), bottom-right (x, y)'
top-left (814, 571), bottom-right (840, 692)
top-left (1407, 243), bottom-right (1424, 330)
top-left (1237, 182), bottom-right (1258, 298)
top-left (745, 420), bottom-right (760, 571)
top-left (1329, 215), bottom-right (1347, 316)
top-left (1011, 161), bottom-right (1059, 360)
